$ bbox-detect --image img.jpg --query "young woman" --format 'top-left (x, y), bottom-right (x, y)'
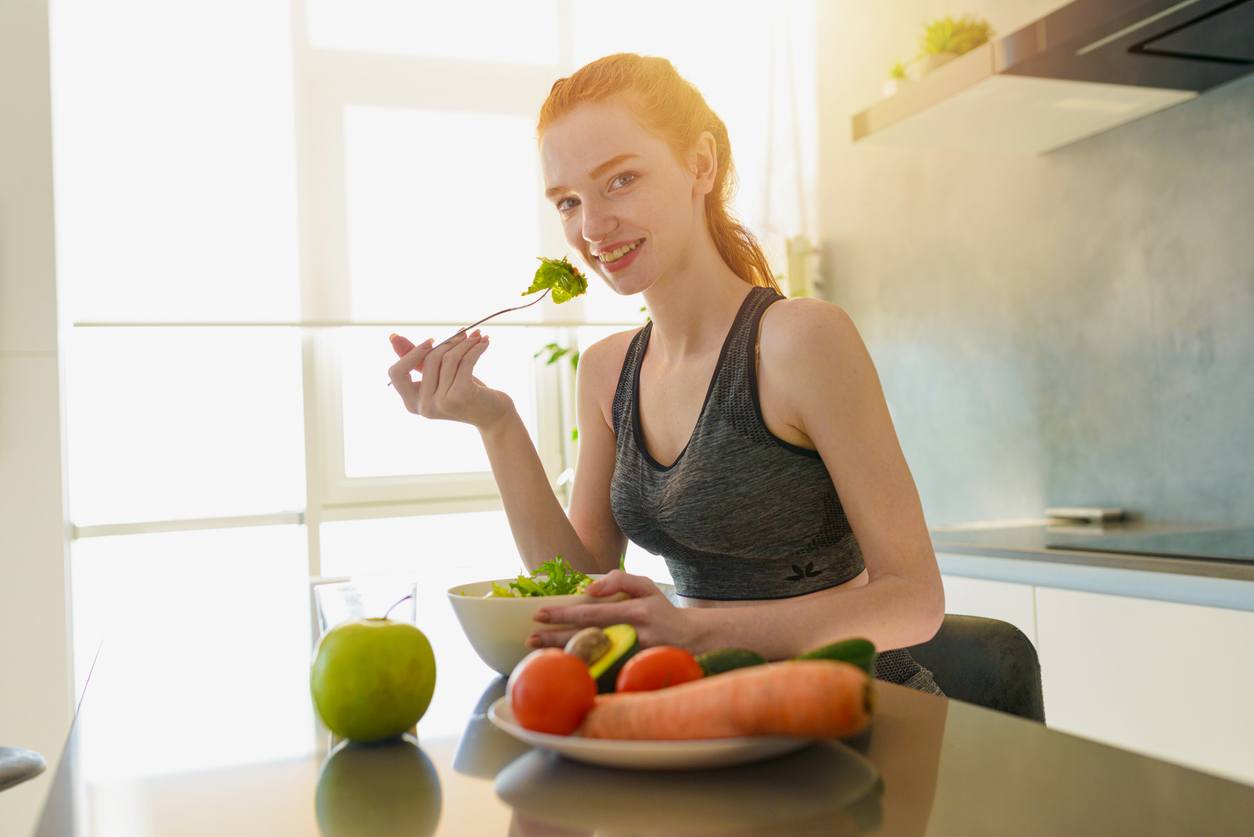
top-left (387, 54), bottom-right (945, 694)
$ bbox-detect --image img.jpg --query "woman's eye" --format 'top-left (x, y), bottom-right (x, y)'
top-left (611, 173), bottom-right (637, 189)
top-left (557, 197), bottom-right (578, 213)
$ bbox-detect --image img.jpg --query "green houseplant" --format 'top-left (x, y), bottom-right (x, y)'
top-left (883, 60), bottom-right (910, 97)
top-left (920, 15), bottom-right (993, 58)
top-left (903, 15), bottom-right (993, 81)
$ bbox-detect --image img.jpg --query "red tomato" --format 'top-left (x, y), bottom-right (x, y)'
top-left (508, 649), bottom-right (596, 735)
top-left (615, 645), bottom-right (704, 693)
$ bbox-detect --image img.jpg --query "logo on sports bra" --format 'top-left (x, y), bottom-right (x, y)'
top-left (785, 561), bottom-right (824, 582)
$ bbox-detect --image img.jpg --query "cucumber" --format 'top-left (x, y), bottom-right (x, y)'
top-left (796, 637), bottom-right (877, 676)
top-left (696, 648), bottom-right (767, 676)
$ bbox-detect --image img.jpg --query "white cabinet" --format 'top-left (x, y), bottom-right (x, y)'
top-left (937, 554), bottom-right (1254, 786)
top-left (1035, 586), bottom-right (1254, 786)
top-left (939, 574), bottom-right (1038, 648)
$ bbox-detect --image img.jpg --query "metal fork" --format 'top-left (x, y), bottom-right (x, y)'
top-left (431, 286), bottom-right (549, 348)
top-left (387, 287), bottom-right (550, 386)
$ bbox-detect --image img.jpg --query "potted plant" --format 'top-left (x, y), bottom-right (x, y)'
top-left (882, 61), bottom-right (909, 98)
top-left (907, 15), bottom-right (993, 80)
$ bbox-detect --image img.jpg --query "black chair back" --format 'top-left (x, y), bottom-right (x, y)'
top-left (906, 614), bottom-right (1046, 723)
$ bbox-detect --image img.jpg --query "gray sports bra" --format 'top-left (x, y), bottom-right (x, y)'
top-left (609, 285), bottom-right (865, 600)
top-left (607, 285), bottom-right (941, 693)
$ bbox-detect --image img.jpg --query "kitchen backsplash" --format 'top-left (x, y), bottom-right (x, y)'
top-left (815, 3), bottom-right (1254, 527)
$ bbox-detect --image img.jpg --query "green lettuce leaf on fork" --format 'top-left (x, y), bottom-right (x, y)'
top-left (522, 256), bottom-right (589, 304)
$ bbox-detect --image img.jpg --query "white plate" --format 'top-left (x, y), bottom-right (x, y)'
top-left (486, 696), bottom-right (813, 770)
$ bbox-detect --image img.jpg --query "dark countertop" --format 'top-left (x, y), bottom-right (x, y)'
top-left (931, 519), bottom-right (1254, 584)
top-left (36, 570), bottom-right (1254, 836)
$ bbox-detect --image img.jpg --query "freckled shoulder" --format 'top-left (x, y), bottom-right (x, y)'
top-left (758, 296), bottom-right (857, 378)
top-left (754, 296), bottom-right (867, 444)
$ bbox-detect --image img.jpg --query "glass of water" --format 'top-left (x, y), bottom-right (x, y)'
top-left (312, 577), bottom-right (418, 640)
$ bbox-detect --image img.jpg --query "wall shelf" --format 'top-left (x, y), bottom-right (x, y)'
top-left (851, 41), bottom-right (1196, 154)
top-left (850, 0), bottom-right (1254, 154)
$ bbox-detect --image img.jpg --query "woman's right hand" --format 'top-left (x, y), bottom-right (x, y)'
top-left (387, 330), bottom-right (514, 431)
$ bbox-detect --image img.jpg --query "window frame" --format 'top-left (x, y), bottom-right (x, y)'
top-left (63, 2), bottom-right (613, 569)
top-left (289, 5), bottom-right (586, 539)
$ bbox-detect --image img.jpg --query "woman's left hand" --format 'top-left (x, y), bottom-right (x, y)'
top-left (528, 570), bottom-right (697, 650)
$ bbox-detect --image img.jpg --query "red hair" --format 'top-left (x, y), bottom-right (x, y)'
top-left (537, 53), bottom-right (781, 293)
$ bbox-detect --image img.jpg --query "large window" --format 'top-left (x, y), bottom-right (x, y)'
top-left (53, 0), bottom-right (816, 705)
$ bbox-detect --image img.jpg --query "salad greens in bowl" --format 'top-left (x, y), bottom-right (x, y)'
top-left (483, 557), bottom-right (593, 598)
top-left (448, 557), bottom-right (625, 675)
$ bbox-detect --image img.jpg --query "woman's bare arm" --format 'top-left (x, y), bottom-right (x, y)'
top-left (389, 329), bottom-right (616, 575)
top-left (563, 333), bottom-right (632, 572)
top-left (478, 332), bottom-right (629, 575)
top-left (477, 409), bottom-right (597, 574)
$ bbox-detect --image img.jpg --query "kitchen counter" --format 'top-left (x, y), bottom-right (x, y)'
top-left (35, 572), bottom-right (1254, 836)
top-left (931, 519), bottom-right (1254, 612)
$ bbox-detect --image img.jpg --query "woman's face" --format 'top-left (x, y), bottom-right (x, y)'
top-left (540, 99), bottom-right (707, 297)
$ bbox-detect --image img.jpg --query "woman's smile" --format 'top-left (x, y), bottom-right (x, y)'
top-left (598, 237), bottom-right (645, 273)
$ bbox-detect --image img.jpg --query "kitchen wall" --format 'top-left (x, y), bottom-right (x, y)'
top-left (815, 1), bottom-right (1254, 527)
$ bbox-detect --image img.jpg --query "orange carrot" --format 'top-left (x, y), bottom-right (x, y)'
top-left (578, 660), bottom-right (873, 740)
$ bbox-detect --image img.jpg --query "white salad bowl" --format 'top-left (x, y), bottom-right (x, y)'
top-left (447, 575), bottom-right (621, 675)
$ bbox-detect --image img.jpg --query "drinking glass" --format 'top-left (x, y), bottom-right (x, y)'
top-left (312, 577), bottom-right (418, 641)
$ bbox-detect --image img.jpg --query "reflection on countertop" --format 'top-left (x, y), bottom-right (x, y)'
top-left (495, 733), bottom-right (884, 836)
top-left (316, 737), bottom-right (442, 837)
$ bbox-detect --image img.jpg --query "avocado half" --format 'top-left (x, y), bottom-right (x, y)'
top-left (587, 624), bottom-right (639, 693)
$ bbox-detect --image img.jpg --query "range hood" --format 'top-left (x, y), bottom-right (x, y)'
top-left (852, 0), bottom-right (1254, 153)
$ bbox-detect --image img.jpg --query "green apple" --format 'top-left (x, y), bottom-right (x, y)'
top-left (310, 618), bottom-right (437, 743)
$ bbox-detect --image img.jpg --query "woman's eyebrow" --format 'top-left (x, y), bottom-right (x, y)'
top-left (545, 153), bottom-right (639, 199)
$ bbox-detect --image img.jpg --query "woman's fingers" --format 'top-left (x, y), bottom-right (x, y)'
top-left (526, 628), bottom-right (580, 649)
top-left (450, 334), bottom-right (490, 394)
top-left (387, 335), bottom-right (431, 374)
top-left (390, 330), bottom-right (498, 424)
top-left (585, 570), bottom-right (659, 598)
top-left (415, 332), bottom-right (470, 416)
top-left (533, 599), bottom-right (638, 631)
top-left (387, 338), bottom-right (434, 409)
top-left (436, 330), bottom-right (482, 400)
top-left (524, 597), bottom-right (628, 647)
top-left (390, 333), bottom-right (437, 377)
top-left (389, 333), bottom-right (415, 356)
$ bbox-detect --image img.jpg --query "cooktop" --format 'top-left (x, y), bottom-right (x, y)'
top-left (1044, 526), bottom-right (1254, 563)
